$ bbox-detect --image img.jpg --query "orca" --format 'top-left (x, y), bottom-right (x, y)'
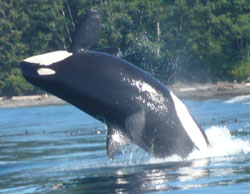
top-left (20, 10), bottom-right (209, 159)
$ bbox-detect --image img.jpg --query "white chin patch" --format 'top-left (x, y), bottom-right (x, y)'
top-left (170, 91), bottom-right (208, 150)
top-left (23, 50), bottom-right (72, 66)
top-left (37, 68), bottom-right (56, 75)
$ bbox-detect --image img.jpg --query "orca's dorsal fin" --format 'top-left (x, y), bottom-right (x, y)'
top-left (106, 125), bottom-right (129, 159)
top-left (95, 47), bottom-right (122, 57)
top-left (71, 9), bottom-right (102, 54)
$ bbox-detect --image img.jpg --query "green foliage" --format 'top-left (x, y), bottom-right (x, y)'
top-left (2, 68), bottom-right (39, 97)
top-left (0, 0), bottom-right (249, 96)
top-left (232, 57), bottom-right (250, 82)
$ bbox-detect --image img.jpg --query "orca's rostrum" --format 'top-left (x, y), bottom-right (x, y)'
top-left (20, 10), bottom-right (209, 159)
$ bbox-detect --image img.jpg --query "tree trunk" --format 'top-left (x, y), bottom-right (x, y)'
top-left (157, 21), bottom-right (161, 56)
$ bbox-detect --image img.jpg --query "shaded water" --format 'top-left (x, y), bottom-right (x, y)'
top-left (0, 96), bottom-right (250, 193)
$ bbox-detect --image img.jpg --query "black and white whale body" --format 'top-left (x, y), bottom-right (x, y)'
top-left (20, 10), bottom-right (209, 158)
top-left (20, 50), bottom-right (209, 159)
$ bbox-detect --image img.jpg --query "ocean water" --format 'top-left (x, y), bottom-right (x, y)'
top-left (0, 96), bottom-right (250, 194)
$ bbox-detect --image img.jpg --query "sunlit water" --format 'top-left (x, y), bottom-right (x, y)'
top-left (0, 96), bottom-right (250, 194)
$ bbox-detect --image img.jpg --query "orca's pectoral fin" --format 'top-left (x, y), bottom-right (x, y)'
top-left (106, 125), bottom-right (129, 159)
top-left (96, 47), bottom-right (122, 57)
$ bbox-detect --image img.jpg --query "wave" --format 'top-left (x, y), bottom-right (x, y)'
top-left (225, 95), bottom-right (250, 104)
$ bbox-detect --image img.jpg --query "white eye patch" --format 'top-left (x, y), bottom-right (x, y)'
top-left (37, 68), bottom-right (56, 75)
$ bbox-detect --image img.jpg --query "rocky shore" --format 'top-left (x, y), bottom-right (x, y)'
top-left (0, 82), bottom-right (249, 109)
top-left (168, 82), bottom-right (250, 100)
top-left (0, 94), bottom-right (65, 109)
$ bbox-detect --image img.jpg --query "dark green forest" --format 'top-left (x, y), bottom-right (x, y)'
top-left (0, 0), bottom-right (249, 96)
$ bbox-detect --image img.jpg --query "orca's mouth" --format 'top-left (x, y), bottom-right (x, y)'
top-left (20, 61), bottom-right (39, 78)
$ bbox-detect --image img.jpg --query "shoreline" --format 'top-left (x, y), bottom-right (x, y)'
top-left (168, 82), bottom-right (250, 100)
top-left (0, 82), bottom-right (250, 109)
top-left (0, 95), bottom-right (66, 109)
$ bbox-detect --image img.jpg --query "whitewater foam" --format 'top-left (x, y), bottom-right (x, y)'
top-left (225, 95), bottom-right (250, 104)
top-left (188, 126), bottom-right (250, 160)
top-left (150, 126), bottom-right (250, 164)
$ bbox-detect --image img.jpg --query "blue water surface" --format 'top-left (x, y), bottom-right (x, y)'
top-left (0, 97), bottom-right (250, 194)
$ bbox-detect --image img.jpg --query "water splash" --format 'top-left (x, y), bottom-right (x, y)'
top-left (189, 126), bottom-right (250, 159)
top-left (150, 126), bottom-right (250, 164)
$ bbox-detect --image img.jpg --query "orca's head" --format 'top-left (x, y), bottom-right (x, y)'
top-left (20, 50), bottom-right (75, 94)
top-left (20, 50), bottom-right (116, 108)
top-left (21, 50), bottom-right (72, 76)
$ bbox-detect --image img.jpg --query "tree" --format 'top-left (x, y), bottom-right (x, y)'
top-left (0, 0), bottom-right (249, 96)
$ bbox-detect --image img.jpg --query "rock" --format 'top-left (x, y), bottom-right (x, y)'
top-left (179, 87), bottom-right (197, 92)
top-left (10, 94), bottom-right (48, 102)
